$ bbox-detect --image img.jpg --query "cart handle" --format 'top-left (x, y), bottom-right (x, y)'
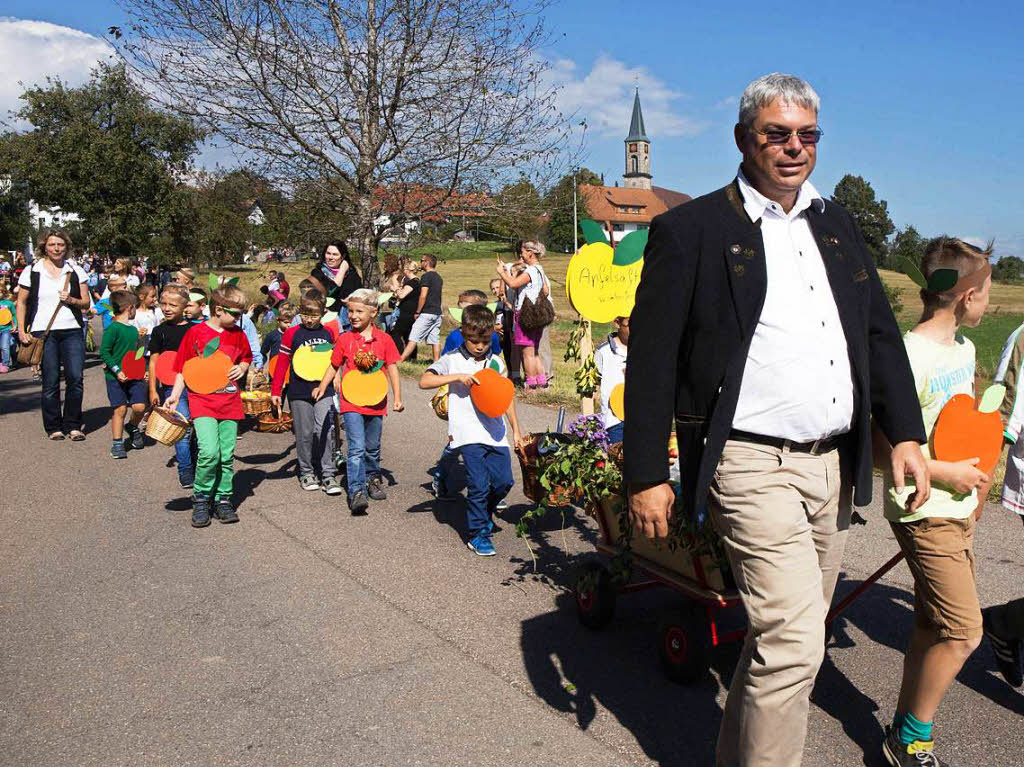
top-left (825, 551), bottom-right (905, 626)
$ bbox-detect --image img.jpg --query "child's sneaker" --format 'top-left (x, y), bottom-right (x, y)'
top-left (322, 476), bottom-right (343, 496)
top-left (110, 439), bottom-right (127, 459)
top-left (0, 364), bottom-right (9, 373)
top-left (496, 496), bottom-right (509, 511)
top-left (179, 470), bottom-right (195, 490)
top-left (466, 532), bottom-right (496, 557)
top-left (431, 476), bottom-right (457, 501)
top-left (348, 490), bottom-right (369, 515)
top-left (213, 498), bottom-right (239, 524)
top-left (129, 426), bottom-right (145, 450)
top-left (983, 607), bottom-right (1024, 688)
top-left (882, 726), bottom-right (947, 767)
top-left (367, 474), bottom-right (387, 501)
top-left (191, 495), bottom-right (212, 528)
top-left (333, 448), bottom-right (346, 471)
top-left (299, 474), bottom-right (321, 491)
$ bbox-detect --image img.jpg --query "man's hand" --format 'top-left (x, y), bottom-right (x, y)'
top-left (628, 482), bottom-right (675, 540)
top-left (892, 441), bottom-right (931, 512)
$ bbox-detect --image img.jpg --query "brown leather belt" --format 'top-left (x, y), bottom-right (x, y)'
top-left (729, 429), bottom-right (842, 456)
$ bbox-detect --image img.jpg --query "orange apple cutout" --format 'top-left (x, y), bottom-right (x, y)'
top-left (155, 350), bottom-right (179, 386)
top-left (183, 336), bottom-right (233, 395)
top-left (609, 383), bottom-right (625, 421)
top-left (932, 384), bottom-right (1005, 476)
top-left (470, 367), bottom-right (514, 418)
top-left (120, 347), bottom-right (147, 380)
top-left (341, 368), bottom-right (388, 407)
top-left (266, 354), bottom-right (290, 385)
top-left (0, 307), bottom-right (12, 326)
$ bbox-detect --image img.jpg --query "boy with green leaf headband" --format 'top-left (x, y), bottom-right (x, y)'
top-left (100, 290), bottom-right (147, 459)
top-left (877, 237), bottom-right (994, 767)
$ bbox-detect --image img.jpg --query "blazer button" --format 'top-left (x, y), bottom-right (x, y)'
top-left (730, 244), bottom-right (741, 254)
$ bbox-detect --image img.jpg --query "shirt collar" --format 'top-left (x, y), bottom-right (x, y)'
top-left (458, 343), bottom-right (492, 364)
top-left (736, 167), bottom-right (824, 222)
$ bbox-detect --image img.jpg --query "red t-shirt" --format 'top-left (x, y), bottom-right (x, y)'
top-left (330, 328), bottom-right (400, 416)
top-left (173, 321), bottom-right (253, 420)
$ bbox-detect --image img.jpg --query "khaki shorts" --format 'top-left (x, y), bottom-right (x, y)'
top-left (890, 516), bottom-right (982, 640)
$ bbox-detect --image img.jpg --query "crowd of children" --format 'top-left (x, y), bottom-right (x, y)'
top-left (17, 237), bottom-right (1024, 742)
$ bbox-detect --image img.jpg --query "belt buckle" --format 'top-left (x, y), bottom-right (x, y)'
top-left (809, 439), bottom-right (823, 455)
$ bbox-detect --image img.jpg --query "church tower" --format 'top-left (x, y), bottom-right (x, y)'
top-left (623, 88), bottom-right (652, 190)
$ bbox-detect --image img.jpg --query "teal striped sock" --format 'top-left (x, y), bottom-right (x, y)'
top-left (897, 712), bottom-right (933, 746)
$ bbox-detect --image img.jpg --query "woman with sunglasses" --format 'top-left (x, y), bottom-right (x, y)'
top-left (15, 230), bottom-right (90, 441)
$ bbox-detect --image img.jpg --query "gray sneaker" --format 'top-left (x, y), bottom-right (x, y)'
top-left (368, 474), bottom-right (387, 501)
top-left (348, 490), bottom-right (369, 515)
top-left (299, 474), bottom-right (321, 491)
top-left (322, 476), bottom-right (343, 496)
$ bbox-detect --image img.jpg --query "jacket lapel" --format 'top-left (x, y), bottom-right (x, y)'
top-left (808, 209), bottom-right (865, 376)
top-left (721, 183), bottom-right (768, 337)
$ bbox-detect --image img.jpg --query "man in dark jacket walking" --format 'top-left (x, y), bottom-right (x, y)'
top-left (624, 73), bottom-right (930, 767)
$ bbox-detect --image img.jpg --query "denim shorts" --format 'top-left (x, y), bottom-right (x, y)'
top-left (409, 312), bottom-right (442, 345)
top-left (106, 377), bottom-right (147, 408)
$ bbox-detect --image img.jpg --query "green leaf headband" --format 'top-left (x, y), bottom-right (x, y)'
top-left (902, 258), bottom-right (992, 295)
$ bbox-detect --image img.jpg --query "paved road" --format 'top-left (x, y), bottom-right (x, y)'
top-left (2, 359), bottom-right (1022, 766)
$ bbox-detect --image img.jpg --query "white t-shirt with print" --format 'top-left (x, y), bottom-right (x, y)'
top-left (18, 260), bottom-right (89, 332)
top-left (427, 348), bottom-right (509, 449)
top-left (594, 334), bottom-right (628, 429)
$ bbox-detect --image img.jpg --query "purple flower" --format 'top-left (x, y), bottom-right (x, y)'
top-left (567, 414), bottom-right (610, 449)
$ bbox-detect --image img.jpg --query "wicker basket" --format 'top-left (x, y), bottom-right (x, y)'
top-left (515, 432), bottom-right (575, 506)
top-left (241, 389), bottom-right (272, 416)
top-left (257, 406), bottom-right (294, 433)
top-left (145, 406), bottom-right (190, 446)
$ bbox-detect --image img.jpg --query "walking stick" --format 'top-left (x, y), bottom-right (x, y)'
top-left (825, 551), bottom-right (906, 625)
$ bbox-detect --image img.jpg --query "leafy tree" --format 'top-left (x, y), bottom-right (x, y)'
top-left (542, 168), bottom-right (601, 253)
top-left (832, 175), bottom-right (895, 267)
top-left (0, 174), bottom-right (32, 252)
top-left (0, 62), bottom-right (202, 260)
top-left (994, 255), bottom-right (1024, 282)
top-left (482, 178), bottom-right (543, 242)
top-left (890, 225), bottom-right (926, 274)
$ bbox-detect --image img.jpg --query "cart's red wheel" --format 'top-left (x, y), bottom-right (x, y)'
top-left (573, 561), bottom-right (615, 630)
top-left (658, 607), bottom-right (710, 684)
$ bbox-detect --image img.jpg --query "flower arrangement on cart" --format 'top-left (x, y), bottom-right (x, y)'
top-left (515, 414), bottom-right (741, 683)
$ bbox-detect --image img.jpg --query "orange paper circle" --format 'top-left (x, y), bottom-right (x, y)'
top-left (266, 355), bottom-right (290, 385)
top-left (292, 345), bottom-right (333, 382)
top-left (609, 383), bottom-right (625, 421)
top-left (182, 350), bottom-right (233, 395)
top-left (932, 393), bottom-right (1003, 476)
top-left (0, 307), bottom-right (12, 325)
top-left (120, 349), bottom-right (147, 380)
top-left (155, 350), bottom-right (179, 386)
top-left (341, 369), bottom-right (388, 407)
top-left (470, 367), bottom-right (514, 418)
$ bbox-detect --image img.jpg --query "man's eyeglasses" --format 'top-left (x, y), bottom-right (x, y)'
top-left (752, 127), bottom-right (824, 146)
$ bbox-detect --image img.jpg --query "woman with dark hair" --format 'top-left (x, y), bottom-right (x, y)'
top-left (15, 230), bottom-right (90, 440)
top-left (312, 240), bottom-right (362, 330)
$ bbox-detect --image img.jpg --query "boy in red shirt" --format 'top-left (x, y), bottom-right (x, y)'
top-left (313, 288), bottom-right (403, 514)
top-left (165, 285), bottom-right (252, 527)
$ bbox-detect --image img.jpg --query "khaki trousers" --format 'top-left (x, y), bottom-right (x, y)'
top-left (709, 440), bottom-right (852, 767)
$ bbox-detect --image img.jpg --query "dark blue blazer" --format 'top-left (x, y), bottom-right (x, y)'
top-left (623, 181), bottom-right (926, 517)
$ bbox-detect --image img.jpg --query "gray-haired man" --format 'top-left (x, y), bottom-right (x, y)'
top-left (624, 73), bottom-right (930, 766)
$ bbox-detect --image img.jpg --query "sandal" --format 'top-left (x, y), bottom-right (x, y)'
top-left (68, 430), bottom-right (86, 441)
top-left (48, 431), bottom-right (66, 441)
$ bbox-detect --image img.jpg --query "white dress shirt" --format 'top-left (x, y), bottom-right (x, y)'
top-left (731, 169), bottom-right (854, 442)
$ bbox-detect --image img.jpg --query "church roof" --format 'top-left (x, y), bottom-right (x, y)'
top-left (580, 184), bottom-right (691, 223)
top-left (625, 89), bottom-right (649, 143)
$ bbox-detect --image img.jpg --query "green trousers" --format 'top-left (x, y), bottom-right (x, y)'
top-left (193, 417), bottom-right (238, 499)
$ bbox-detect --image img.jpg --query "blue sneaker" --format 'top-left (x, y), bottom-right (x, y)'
top-left (431, 476), bottom-right (458, 500)
top-left (467, 533), bottom-right (496, 557)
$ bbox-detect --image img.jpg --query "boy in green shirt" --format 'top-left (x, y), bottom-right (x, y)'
top-left (874, 238), bottom-right (993, 767)
top-left (99, 290), bottom-right (148, 458)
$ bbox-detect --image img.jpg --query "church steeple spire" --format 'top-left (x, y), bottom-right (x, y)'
top-left (626, 88), bottom-right (649, 142)
top-left (623, 88), bottom-right (652, 190)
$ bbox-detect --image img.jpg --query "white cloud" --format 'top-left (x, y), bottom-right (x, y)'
top-left (0, 17), bottom-right (114, 125)
top-left (546, 55), bottom-right (707, 140)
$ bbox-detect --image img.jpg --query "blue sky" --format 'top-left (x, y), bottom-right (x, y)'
top-left (4, 0), bottom-right (1023, 255)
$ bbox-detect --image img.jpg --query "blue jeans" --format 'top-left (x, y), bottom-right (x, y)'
top-left (342, 411), bottom-right (382, 494)
top-left (460, 444), bottom-right (514, 538)
top-left (434, 443), bottom-right (460, 487)
top-left (0, 329), bottom-right (10, 366)
top-left (38, 328), bottom-right (85, 434)
top-left (161, 384), bottom-right (195, 481)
